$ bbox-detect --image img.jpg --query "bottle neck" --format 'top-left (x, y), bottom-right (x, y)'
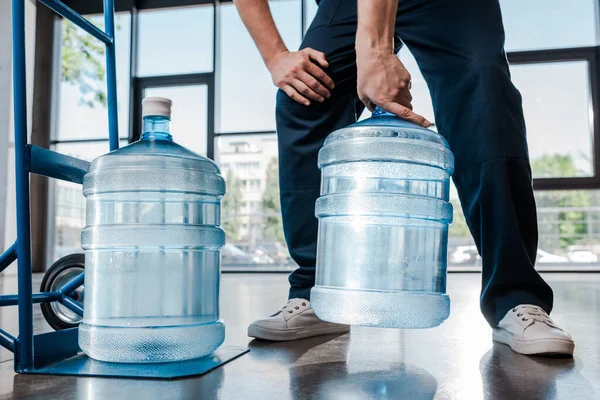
top-left (141, 116), bottom-right (172, 141)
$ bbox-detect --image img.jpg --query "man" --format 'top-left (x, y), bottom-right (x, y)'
top-left (234, 0), bottom-right (575, 355)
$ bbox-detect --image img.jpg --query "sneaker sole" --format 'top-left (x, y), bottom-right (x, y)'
top-left (247, 324), bottom-right (350, 341)
top-left (492, 328), bottom-right (575, 356)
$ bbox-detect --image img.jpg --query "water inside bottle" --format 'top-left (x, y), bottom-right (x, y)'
top-left (311, 107), bottom-right (454, 328)
top-left (79, 99), bottom-right (226, 363)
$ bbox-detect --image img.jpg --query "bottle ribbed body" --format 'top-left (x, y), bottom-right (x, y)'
top-left (78, 113), bottom-right (226, 363)
top-left (311, 108), bottom-right (455, 328)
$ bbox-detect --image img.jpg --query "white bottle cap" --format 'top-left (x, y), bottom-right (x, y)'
top-left (142, 96), bottom-right (172, 118)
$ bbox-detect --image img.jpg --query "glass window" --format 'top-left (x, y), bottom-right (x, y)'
top-left (216, 134), bottom-right (293, 270)
top-left (56, 13), bottom-right (131, 141)
top-left (304, 0), bottom-right (319, 33)
top-left (398, 48), bottom-right (435, 124)
top-left (137, 6), bottom-right (214, 76)
top-left (372, 54), bottom-right (595, 180)
top-left (535, 190), bottom-right (600, 266)
top-left (448, 182), bottom-right (477, 267)
top-left (448, 186), bottom-right (600, 268)
top-left (52, 141), bottom-right (127, 261)
top-left (500, 0), bottom-right (598, 51)
top-left (218, 1), bottom-right (301, 133)
top-left (144, 85), bottom-right (209, 156)
top-left (511, 61), bottom-right (593, 179)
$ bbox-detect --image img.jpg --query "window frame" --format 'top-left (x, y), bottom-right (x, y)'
top-left (132, 73), bottom-right (216, 157)
top-left (507, 46), bottom-right (600, 190)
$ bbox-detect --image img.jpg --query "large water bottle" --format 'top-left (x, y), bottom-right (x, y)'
top-left (311, 107), bottom-right (454, 328)
top-left (79, 97), bottom-right (226, 363)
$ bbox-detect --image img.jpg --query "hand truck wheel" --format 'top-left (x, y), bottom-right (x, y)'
top-left (40, 253), bottom-right (85, 330)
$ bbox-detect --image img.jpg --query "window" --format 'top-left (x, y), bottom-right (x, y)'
top-left (137, 6), bottom-right (214, 76)
top-left (304, 0), bottom-right (319, 33)
top-left (218, 1), bottom-right (301, 133)
top-left (448, 187), bottom-right (600, 269)
top-left (52, 141), bottom-right (128, 260)
top-left (500, 0), bottom-right (598, 52)
top-left (242, 179), bottom-right (261, 192)
top-left (535, 190), bottom-right (600, 267)
top-left (216, 134), bottom-right (291, 269)
top-left (43, 1), bottom-right (600, 273)
top-left (237, 162), bottom-right (260, 171)
top-left (144, 85), bottom-right (209, 156)
top-left (448, 182), bottom-right (477, 267)
top-left (398, 48), bottom-right (435, 124)
top-left (52, 12), bottom-right (132, 261)
top-left (510, 61), bottom-right (594, 179)
top-left (55, 13), bottom-right (131, 141)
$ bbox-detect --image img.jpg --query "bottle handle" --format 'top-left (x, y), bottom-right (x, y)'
top-left (372, 106), bottom-right (435, 127)
top-left (372, 106), bottom-right (396, 118)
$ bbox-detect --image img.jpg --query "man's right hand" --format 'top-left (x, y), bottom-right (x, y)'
top-left (356, 50), bottom-right (430, 127)
top-left (267, 48), bottom-right (335, 106)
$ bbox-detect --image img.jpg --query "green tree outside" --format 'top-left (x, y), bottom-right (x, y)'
top-left (449, 199), bottom-right (471, 238)
top-left (532, 154), bottom-right (591, 249)
top-left (263, 157), bottom-right (285, 242)
top-left (449, 153), bottom-right (594, 251)
top-left (61, 18), bottom-right (121, 108)
top-left (222, 170), bottom-right (243, 241)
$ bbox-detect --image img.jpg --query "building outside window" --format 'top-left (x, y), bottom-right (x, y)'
top-left (217, 134), bottom-right (290, 268)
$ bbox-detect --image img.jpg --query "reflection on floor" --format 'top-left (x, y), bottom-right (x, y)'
top-left (0, 272), bottom-right (599, 399)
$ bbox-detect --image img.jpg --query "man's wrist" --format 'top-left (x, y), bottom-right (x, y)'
top-left (264, 47), bottom-right (289, 71)
top-left (355, 32), bottom-right (394, 55)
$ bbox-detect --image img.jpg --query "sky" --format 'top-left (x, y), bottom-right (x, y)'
top-left (56, 0), bottom-right (600, 177)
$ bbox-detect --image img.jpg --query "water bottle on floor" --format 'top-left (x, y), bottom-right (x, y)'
top-left (79, 97), bottom-right (226, 363)
top-left (311, 107), bottom-right (454, 328)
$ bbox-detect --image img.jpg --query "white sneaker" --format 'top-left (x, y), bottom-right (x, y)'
top-left (493, 304), bottom-right (575, 356)
top-left (247, 298), bottom-right (350, 341)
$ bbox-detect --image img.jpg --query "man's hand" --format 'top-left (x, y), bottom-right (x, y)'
top-left (267, 48), bottom-right (335, 106)
top-left (356, 0), bottom-right (430, 127)
top-left (356, 51), bottom-right (430, 127)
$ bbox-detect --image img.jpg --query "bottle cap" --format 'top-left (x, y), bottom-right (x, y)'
top-left (142, 97), bottom-right (172, 118)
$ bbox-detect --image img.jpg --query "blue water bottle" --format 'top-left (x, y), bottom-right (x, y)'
top-left (311, 107), bottom-right (454, 328)
top-left (79, 97), bottom-right (226, 362)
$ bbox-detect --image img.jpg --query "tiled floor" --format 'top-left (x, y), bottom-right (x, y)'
top-left (1, 271), bottom-right (599, 399)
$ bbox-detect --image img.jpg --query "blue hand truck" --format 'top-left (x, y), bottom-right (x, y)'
top-left (0, 0), bottom-right (247, 378)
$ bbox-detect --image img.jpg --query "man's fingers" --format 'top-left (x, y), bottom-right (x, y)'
top-left (384, 102), bottom-right (431, 127)
top-left (362, 98), bottom-right (375, 112)
top-left (394, 95), bottom-right (413, 110)
top-left (298, 71), bottom-right (330, 98)
top-left (291, 78), bottom-right (325, 102)
top-left (305, 63), bottom-right (334, 90)
top-left (281, 84), bottom-right (310, 106)
top-left (305, 48), bottom-right (329, 68)
top-left (392, 90), bottom-right (413, 109)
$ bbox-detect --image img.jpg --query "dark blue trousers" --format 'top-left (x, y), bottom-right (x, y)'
top-left (275, 0), bottom-right (553, 327)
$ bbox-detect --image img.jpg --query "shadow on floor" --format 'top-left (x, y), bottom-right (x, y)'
top-left (249, 333), bottom-right (437, 400)
top-left (288, 361), bottom-right (437, 400)
top-left (480, 344), bottom-right (596, 399)
top-left (11, 366), bottom-right (226, 399)
top-left (247, 333), bottom-right (348, 364)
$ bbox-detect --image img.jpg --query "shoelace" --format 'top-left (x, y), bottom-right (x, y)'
top-left (512, 305), bottom-right (559, 329)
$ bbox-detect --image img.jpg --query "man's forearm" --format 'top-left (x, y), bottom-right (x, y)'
top-left (233, 0), bottom-right (288, 69)
top-left (356, 0), bottom-right (398, 54)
